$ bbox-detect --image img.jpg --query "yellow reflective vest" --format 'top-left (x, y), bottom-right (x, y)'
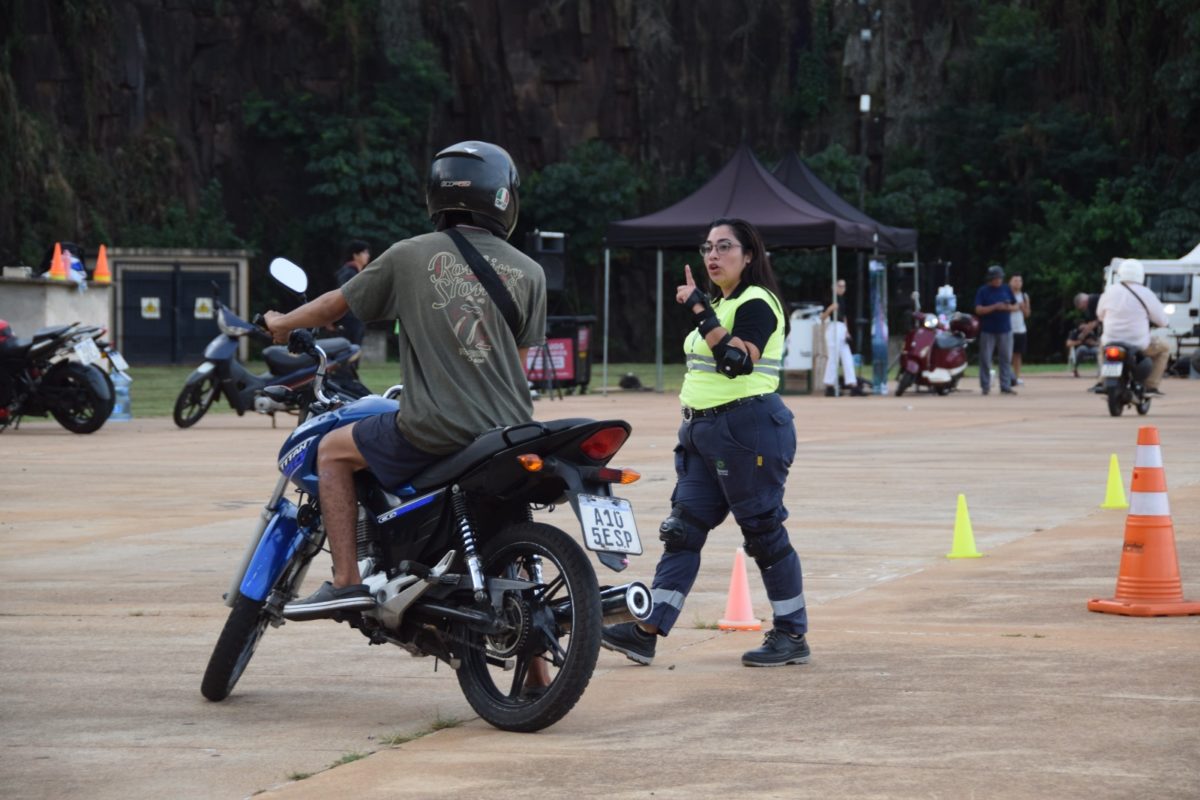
top-left (679, 284), bottom-right (784, 410)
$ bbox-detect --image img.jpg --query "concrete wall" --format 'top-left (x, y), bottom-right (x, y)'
top-left (0, 276), bottom-right (113, 336)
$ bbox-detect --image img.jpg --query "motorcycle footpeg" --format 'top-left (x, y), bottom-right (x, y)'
top-left (398, 560), bottom-right (432, 579)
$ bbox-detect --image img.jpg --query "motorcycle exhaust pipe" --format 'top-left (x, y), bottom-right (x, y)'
top-left (553, 581), bottom-right (652, 631)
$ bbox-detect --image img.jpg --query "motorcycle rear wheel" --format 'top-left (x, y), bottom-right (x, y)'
top-left (455, 521), bottom-right (602, 733)
top-left (1106, 389), bottom-right (1124, 417)
top-left (48, 362), bottom-right (114, 434)
top-left (173, 375), bottom-right (218, 428)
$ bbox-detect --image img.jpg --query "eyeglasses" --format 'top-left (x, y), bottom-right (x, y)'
top-left (699, 240), bottom-right (742, 257)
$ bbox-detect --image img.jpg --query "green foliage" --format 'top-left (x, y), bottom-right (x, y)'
top-left (522, 140), bottom-right (643, 257)
top-left (241, 42), bottom-right (450, 253)
top-left (806, 143), bottom-right (863, 201)
top-left (120, 179), bottom-right (246, 249)
top-left (782, 1), bottom-right (839, 130)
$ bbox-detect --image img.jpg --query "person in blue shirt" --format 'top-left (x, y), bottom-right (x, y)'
top-left (973, 264), bottom-right (1019, 395)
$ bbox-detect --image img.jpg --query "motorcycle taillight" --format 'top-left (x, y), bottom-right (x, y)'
top-left (1104, 346), bottom-right (1124, 361)
top-left (579, 426), bottom-right (629, 460)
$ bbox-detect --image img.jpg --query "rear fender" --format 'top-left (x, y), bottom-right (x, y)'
top-left (238, 500), bottom-right (307, 602)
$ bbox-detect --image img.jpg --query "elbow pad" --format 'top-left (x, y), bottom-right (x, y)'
top-left (713, 334), bottom-right (753, 378)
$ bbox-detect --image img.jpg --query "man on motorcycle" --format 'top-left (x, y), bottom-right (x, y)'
top-left (264, 141), bottom-right (547, 619)
top-left (1096, 258), bottom-right (1169, 396)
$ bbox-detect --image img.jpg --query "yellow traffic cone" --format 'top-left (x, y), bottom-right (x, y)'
top-left (947, 493), bottom-right (983, 558)
top-left (1100, 453), bottom-right (1129, 509)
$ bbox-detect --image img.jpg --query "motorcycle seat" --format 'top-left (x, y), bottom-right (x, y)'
top-left (934, 331), bottom-right (964, 350)
top-left (262, 337), bottom-right (353, 374)
top-left (410, 418), bottom-right (594, 491)
top-left (0, 337), bottom-right (33, 358)
top-left (32, 324), bottom-right (72, 341)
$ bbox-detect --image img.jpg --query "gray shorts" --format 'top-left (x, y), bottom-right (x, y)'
top-left (352, 411), bottom-right (442, 490)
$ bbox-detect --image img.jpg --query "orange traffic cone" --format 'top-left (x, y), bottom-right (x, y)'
top-left (47, 242), bottom-right (66, 280)
top-left (718, 548), bottom-right (762, 631)
top-left (1088, 426), bottom-right (1200, 617)
top-left (93, 244), bottom-right (111, 284)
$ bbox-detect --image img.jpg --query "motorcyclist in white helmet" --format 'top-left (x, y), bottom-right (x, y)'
top-left (1095, 258), bottom-right (1170, 395)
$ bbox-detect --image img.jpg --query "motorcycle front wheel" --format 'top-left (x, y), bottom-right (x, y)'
top-left (48, 362), bottom-right (114, 434)
top-left (895, 370), bottom-right (915, 397)
top-left (173, 374), bottom-right (219, 428)
top-left (201, 547), bottom-right (313, 701)
top-left (455, 521), bottom-right (602, 733)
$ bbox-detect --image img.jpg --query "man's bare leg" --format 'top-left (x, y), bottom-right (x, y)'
top-left (316, 424), bottom-right (371, 587)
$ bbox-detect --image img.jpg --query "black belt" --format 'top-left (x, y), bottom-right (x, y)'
top-left (681, 394), bottom-right (765, 421)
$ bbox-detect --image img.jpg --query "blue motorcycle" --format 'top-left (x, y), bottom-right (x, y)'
top-left (172, 290), bottom-right (368, 428)
top-left (200, 258), bottom-right (649, 732)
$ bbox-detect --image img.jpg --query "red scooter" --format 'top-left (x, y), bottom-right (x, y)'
top-left (895, 310), bottom-right (979, 396)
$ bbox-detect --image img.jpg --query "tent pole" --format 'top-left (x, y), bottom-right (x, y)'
top-left (832, 245), bottom-right (839, 397)
top-left (602, 247), bottom-right (610, 397)
top-left (656, 249), bottom-right (664, 393)
top-left (914, 248), bottom-right (920, 310)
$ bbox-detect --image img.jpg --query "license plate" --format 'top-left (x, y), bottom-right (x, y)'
top-left (107, 350), bottom-right (130, 372)
top-left (74, 338), bottom-right (101, 366)
top-left (1101, 362), bottom-right (1123, 377)
top-left (578, 494), bottom-right (642, 555)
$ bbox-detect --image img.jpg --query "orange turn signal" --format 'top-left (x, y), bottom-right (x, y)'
top-left (618, 469), bottom-right (641, 485)
top-left (517, 454), bottom-right (544, 472)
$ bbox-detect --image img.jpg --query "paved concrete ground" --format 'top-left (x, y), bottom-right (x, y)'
top-left (1, 373), bottom-right (1198, 799)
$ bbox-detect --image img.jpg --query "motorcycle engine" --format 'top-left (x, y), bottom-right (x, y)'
top-left (253, 394), bottom-right (290, 415)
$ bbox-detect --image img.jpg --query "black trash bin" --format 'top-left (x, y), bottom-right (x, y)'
top-left (525, 315), bottom-right (596, 395)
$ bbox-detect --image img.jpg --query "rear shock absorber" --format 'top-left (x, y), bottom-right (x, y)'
top-left (451, 485), bottom-right (487, 602)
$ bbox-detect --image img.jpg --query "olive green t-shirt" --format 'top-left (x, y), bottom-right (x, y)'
top-left (340, 228), bottom-right (546, 454)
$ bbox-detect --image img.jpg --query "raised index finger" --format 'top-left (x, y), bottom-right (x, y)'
top-left (685, 264), bottom-right (695, 287)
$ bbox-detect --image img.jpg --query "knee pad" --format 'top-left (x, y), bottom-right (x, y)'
top-left (740, 511), bottom-right (793, 569)
top-left (659, 505), bottom-right (706, 553)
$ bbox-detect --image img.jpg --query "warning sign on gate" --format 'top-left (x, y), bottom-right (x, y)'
top-left (525, 338), bottom-right (575, 381)
top-left (140, 298), bottom-right (161, 319)
top-left (194, 298), bottom-right (214, 319)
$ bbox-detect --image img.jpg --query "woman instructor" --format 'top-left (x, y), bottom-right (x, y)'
top-left (602, 218), bottom-right (810, 667)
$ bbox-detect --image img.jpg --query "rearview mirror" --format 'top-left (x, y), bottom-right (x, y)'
top-left (269, 258), bottom-right (309, 295)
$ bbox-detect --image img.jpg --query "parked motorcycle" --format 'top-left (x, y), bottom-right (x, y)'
top-left (1100, 341), bottom-right (1153, 417)
top-left (173, 288), bottom-right (369, 428)
top-left (0, 319), bottom-right (129, 433)
top-left (200, 258), bottom-right (650, 732)
top-left (895, 310), bottom-right (979, 396)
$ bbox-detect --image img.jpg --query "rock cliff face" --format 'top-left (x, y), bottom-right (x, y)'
top-left (9, 0), bottom-right (955, 214)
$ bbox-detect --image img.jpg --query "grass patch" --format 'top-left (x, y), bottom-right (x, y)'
top-left (329, 752), bottom-right (368, 768)
top-left (693, 617), bottom-right (720, 630)
top-left (285, 771), bottom-right (312, 782)
top-left (379, 714), bottom-right (463, 747)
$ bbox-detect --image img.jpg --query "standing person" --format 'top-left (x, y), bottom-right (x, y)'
top-left (1073, 291), bottom-right (1105, 390)
top-left (973, 264), bottom-right (1019, 395)
top-left (332, 240), bottom-right (371, 345)
top-left (1008, 273), bottom-right (1030, 385)
top-left (264, 141), bottom-right (546, 619)
top-left (819, 278), bottom-right (864, 396)
top-left (602, 218), bottom-right (810, 668)
top-left (1096, 258), bottom-right (1170, 396)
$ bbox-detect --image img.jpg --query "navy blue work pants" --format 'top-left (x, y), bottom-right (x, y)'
top-left (645, 393), bottom-right (807, 636)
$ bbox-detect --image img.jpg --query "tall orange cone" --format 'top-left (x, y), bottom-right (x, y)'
top-left (718, 547), bottom-right (761, 631)
top-left (1088, 426), bottom-right (1200, 617)
top-left (93, 244), bottom-right (111, 284)
top-left (47, 242), bottom-right (66, 280)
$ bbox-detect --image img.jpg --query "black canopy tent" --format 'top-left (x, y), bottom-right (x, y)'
top-left (602, 145), bottom-right (878, 391)
top-left (772, 152), bottom-right (921, 375)
top-left (771, 152), bottom-right (918, 254)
